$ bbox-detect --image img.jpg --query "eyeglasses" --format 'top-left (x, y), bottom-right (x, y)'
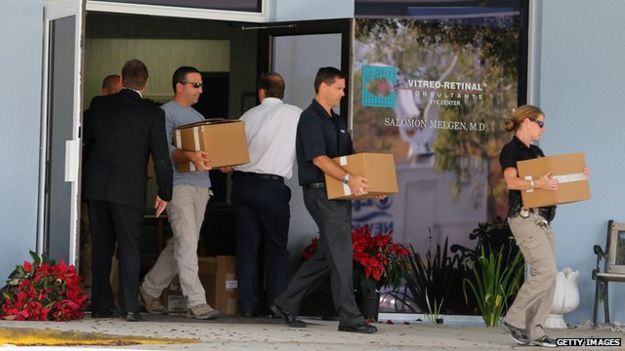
top-left (181, 82), bottom-right (203, 89)
top-left (531, 119), bottom-right (544, 128)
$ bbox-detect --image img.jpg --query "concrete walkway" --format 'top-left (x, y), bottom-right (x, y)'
top-left (0, 315), bottom-right (623, 350)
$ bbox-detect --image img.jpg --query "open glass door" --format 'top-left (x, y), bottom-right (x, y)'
top-left (257, 20), bottom-right (352, 309)
top-left (39, 0), bottom-right (85, 265)
top-left (258, 20), bottom-right (351, 248)
top-left (258, 19), bottom-right (351, 116)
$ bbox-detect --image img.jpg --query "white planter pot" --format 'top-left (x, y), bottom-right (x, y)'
top-left (544, 267), bottom-right (580, 329)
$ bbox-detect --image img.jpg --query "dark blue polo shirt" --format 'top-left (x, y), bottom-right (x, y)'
top-left (296, 99), bottom-right (354, 186)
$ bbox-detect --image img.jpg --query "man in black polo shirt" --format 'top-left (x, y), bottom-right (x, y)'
top-left (270, 67), bottom-right (377, 334)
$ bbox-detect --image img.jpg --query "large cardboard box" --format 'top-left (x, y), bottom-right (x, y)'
top-left (517, 152), bottom-right (591, 208)
top-left (198, 256), bottom-right (239, 316)
top-left (160, 277), bottom-right (187, 313)
top-left (173, 119), bottom-right (249, 172)
top-left (325, 153), bottom-right (399, 200)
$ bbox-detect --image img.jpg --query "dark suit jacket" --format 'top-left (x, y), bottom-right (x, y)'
top-left (83, 89), bottom-right (173, 210)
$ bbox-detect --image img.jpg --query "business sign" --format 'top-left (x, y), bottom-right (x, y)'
top-left (352, 6), bottom-right (525, 314)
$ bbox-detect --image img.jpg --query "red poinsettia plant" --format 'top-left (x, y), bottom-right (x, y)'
top-left (0, 251), bottom-right (88, 321)
top-left (303, 225), bottom-right (409, 295)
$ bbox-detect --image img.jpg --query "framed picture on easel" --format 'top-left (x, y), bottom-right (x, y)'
top-left (607, 221), bottom-right (625, 273)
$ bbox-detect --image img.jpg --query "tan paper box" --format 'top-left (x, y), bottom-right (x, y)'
top-left (160, 277), bottom-right (186, 313)
top-left (517, 152), bottom-right (591, 208)
top-left (173, 119), bottom-right (250, 172)
top-left (325, 153), bottom-right (399, 200)
top-left (198, 256), bottom-right (239, 316)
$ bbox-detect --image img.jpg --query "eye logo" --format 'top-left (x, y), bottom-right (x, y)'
top-left (361, 65), bottom-right (397, 108)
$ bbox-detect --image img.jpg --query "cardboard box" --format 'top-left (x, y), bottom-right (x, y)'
top-left (325, 153), bottom-right (399, 200)
top-left (174, 161), bottom-right (196, 173)
top-left (160, 277), bottom-right (187, 313)
top-left (198, 256), bottom-right (239, 316)
top-left (173, 119), bottom-right (250, 172)
top-left (517, 152), bottom-right (591, 208)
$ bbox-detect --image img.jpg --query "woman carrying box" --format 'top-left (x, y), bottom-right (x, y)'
top-left (499, 105), bottom-right (589, 348)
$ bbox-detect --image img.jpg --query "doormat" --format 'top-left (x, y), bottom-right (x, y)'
top-left (0, 327), bottom-right (199, 346)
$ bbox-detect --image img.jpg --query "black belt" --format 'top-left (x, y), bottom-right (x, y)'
top-left (234, 171), bottom-right (283, 182)
top-left (303, 182), bottom-right (325, 190)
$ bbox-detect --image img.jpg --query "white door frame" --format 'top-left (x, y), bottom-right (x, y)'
top-left (86, 0), bottom-right (270, 22)
top-left (39, 0), bottom-right (85, 264)
top-left (44, 0), bottom-right (268, 264)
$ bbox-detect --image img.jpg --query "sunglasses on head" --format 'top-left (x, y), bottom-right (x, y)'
top-left (181, 82), bottom-right (203, 89)
top-left (530, 119), bottom-right (544, 128)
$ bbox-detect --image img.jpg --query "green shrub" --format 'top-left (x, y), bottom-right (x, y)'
top-left (463, 246), bottom-right (524, 327)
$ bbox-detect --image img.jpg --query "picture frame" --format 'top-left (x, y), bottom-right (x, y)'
top-left (607, 221), bottom-right (625, 273)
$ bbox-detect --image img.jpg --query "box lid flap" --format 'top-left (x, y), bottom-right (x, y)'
top-left (176, 118), bottom-right (241, 130)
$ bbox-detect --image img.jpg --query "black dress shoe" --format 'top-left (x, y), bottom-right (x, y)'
top-left (91, 307), bottom-right (123, 318)
top-left (269, 304), bottom-right (306, 328)
top-left (338, 322), bottom-right (378, 334)
top-left (124, 312), bottom-right (142, 322)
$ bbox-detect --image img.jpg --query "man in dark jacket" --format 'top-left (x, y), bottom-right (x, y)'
top-left (82, 59), bottom-right (173, 322)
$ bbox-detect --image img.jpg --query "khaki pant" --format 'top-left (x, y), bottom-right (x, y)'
top-left (142, 185), bottom-right (211, 308)
top-left (504, 214), bottom-right (557, 340)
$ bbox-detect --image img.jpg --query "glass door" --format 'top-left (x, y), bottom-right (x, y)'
top-left (39, 0), bottom-right (85, 264)
top-left (257, 18), bottom-right (352, 280)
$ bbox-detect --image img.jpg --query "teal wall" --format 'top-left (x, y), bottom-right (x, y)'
top-left (533, 0), bottom-right (625, 324)
top-left (0, 0), bottom-right (43, 280)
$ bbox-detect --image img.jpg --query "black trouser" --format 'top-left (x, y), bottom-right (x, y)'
top-left (232, 172), bottom-right (291, 313)
top-left (88, 200), bottom-right (143, 314)
top-left (274, 188), bottom-right (364, 326)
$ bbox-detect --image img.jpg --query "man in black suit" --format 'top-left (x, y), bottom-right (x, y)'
top-left (82, 59), bottom-right (173, 322)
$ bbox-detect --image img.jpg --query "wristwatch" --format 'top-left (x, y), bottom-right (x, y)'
top-left (342, 173), bottom-right (350, 185)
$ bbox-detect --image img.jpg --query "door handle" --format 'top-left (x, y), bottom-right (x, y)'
top-left (64, 139), bottom-right (80, 182)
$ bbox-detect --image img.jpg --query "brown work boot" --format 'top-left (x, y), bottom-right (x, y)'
top-left (139, 286), bottom-right (168, 315)
top-left (187, 303), bottom-right (220, 320)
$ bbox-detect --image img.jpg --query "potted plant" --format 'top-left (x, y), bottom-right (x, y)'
top-left (0, 251), bottom-right (88, 321)
top-left (302, 225), bottom-right (409, 321)
top-left (451, 217), bottom-right (520, 268)
top-left (424, 291), bottom-right (444, 324)
top-left (462, 246), bottom-right (524, 327)
top-left (399, 236), bottom-right (464, 317)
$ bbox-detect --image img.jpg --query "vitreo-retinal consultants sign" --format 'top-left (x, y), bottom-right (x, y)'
top-left (351, 2), bottom-right (526, 316)
top-left (98, 0), bottom-right (261, 12)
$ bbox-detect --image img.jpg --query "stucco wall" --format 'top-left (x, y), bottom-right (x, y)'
top-left (0, 0), bottom-right (43, 280)
top-left (533, 0), bottom-right (625, 324)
